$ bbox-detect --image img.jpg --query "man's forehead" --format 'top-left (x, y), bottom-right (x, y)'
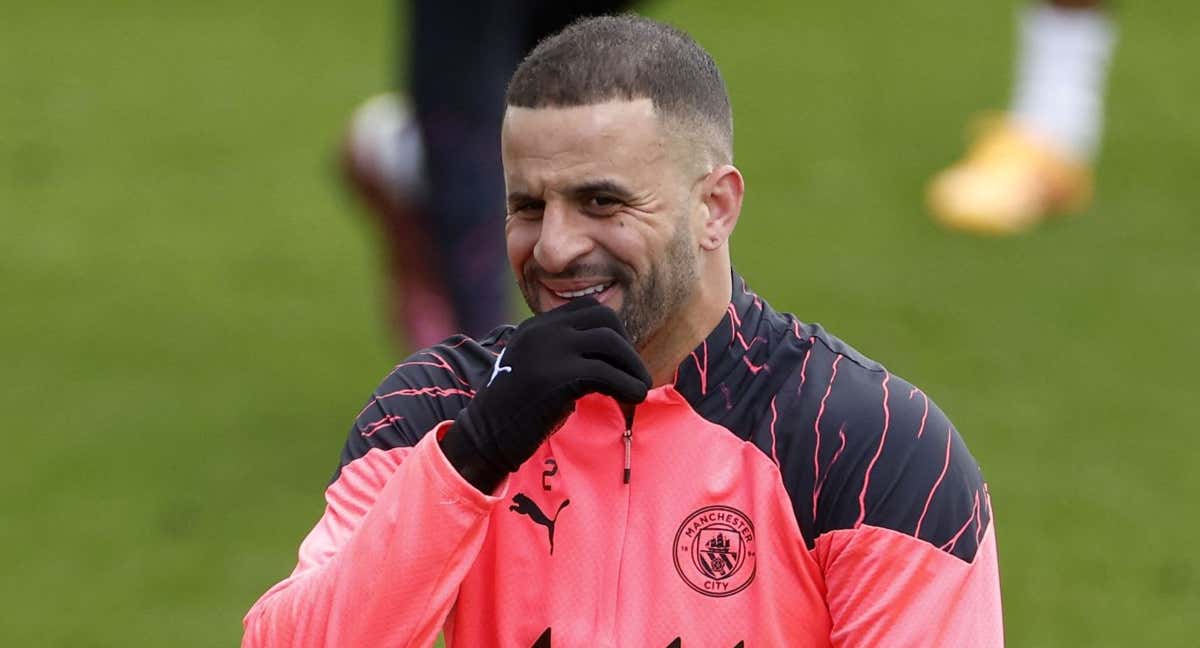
top-left (503, 99), bottom-right (663, 152)
top-left (501, 99), bottom-right (671, 185)
top-left (504, 96), bottom-right (657, 127)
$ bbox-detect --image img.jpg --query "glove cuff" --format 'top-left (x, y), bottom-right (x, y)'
top-left (439, 413), bottom-right (510, 494)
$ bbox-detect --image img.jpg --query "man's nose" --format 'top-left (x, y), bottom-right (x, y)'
top-left (533, 204), bottom-right (594, 274)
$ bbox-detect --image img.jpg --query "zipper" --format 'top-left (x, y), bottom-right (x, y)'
top-left (605, 403), bottom-right (637, 645)
top-left (621, 406), bottom-right (636, 485)
top-left (622, 427), bottom-right (632, 484)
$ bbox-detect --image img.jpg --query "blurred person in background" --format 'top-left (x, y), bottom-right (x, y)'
top-left (928, 0), bottom-right (1116, 235)
top-left (343, 0), bottom-right (634, 350)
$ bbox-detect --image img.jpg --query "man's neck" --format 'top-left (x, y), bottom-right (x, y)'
top-left (641, 264), bottom-right (733, 387)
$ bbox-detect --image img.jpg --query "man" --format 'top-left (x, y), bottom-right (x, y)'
top-left (246, 15), bottom-right (1002, 646)
top-left (929, 0), bottom-right (1116, 234)
top-left (343, 0), bottom-right (634, 349)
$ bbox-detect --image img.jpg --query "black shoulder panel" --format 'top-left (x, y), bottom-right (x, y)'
top-left (331, 328), bottom-right (512, 483)
top-left (772, 335), bottom-right (991, 562)
top-left (675, 275), bottom-right (992, 562)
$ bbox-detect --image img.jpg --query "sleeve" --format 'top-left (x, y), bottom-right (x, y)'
top-left (807, 364), bottom-right (1003, 647)
top-left (243, 348), bottom-right (503, 647)
top-left (816, 520), bottom-right (1001, 647)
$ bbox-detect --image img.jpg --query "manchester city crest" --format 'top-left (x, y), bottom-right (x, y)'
top-left (673, 505), bottom-right (756, 598)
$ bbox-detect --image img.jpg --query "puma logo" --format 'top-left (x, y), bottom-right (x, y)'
top-left (509, 492), bottom-right (570, 555)
top-left (488, 348), bottom-right (513, 386)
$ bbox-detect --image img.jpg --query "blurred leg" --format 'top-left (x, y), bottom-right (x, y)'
top-left (409, 0), bottom-right (523, 340)
top-left (409, 0), bottom-right (635, 338)
top-left (342, 91), bottom-right (457, 350)
top-left (928, 1), bottom-right (1116, 235)
top-left (1012, 0), bottom-right (1114, 161)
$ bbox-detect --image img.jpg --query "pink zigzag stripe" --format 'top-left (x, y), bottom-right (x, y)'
top-left (355, 398), bottom-right (379, 421)
top-left (734, 332), bottom-right (766, 351)
top-left (690, 340), bottom-right (709, 395)
top-left (813, 424), bottom-right (848, 518)
top-left (740, 278), bottom-right (763, 310)
top-left (940, 490), bottom-right (981, 553)
top-left (915, 422), bottom-right (954, 539)
top-left (811, 356), bottom-right (842, 519)
top-left (797, 337), bottom-right (815, 393)
top-left (855, 371), bottom-right (892, 528)
top-left (358, 414), bottom-right (405, 438)
top-left (742, 356), bottom-right (769, 374)
top-left (441, 336), bottom-right (497, 355)
top-left (355, 383), bottom-right (476, 421)
top-left (726, 303), bottom-right (741, 327)
top-left (768, 396), bottom-right (780, 465)
top-left (909, 387), bottom-right (930, 439)
top-left (377, 386), bottom-right (475, 400)
top-left (395, 351), bottom-right (471, 387)
top-left (975, 493), bottom-right (986, 545)
top-left (978, 485), bottom-right (993, 545)
top-left (354, 350), bottom-right (478, 419)
top-left (721, 302), bottom-right (768, 374)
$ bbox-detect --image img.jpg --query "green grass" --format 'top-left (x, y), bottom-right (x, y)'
top-left (2, 1), bottom-right (1196, 645)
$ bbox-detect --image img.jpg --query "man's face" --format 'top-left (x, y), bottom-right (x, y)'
top-left (502, 99), bottom-right (703, 347)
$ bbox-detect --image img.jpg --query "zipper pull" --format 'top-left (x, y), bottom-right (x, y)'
top-left (622, 427), bottom-right (632, 485)
top-left (621, 405), bottom-right (636, 485)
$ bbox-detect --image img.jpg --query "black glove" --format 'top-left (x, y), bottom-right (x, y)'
top-left (440, 297), bottom-right (652, 493)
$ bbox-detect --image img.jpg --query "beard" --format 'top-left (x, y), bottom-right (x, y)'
top-left (519, 218), bottom-right (699, 349)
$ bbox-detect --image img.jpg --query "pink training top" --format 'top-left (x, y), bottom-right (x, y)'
top-left (244, 274), bottom-right (1003, 647)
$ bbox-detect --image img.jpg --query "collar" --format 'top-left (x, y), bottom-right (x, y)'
top-left (671, 271), bottom-right (778, 411)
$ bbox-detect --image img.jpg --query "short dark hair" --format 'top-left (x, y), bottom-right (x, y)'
top-left (506, 14), bottom-right (733, 164)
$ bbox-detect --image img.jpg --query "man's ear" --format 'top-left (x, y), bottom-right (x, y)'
top-left (698, 165), bottom-right (744, 251)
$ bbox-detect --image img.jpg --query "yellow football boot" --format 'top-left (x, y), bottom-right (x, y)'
top-left (927, 117), bottom-right (1093, 235)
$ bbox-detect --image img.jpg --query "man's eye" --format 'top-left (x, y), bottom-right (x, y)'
top-left (511, 202), bottom-right (544, 218)
top-left (588, 196), bottom-right (622, 210)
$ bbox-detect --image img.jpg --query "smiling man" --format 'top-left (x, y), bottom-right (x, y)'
top-left (504, 94), bottom-right (730, 388)
top-left (244, 15), bottom-right (1002, 647)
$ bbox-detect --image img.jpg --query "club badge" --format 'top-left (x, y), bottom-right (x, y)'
top-left (673, 505), bottom-right (756, 597)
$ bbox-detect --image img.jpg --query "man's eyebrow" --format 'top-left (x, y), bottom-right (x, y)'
top-left (566, 179), bottom-right (634, 199)
top-left (506, 190), bottom-right (541, 206)
top-left (507, 180), bottom-right (634, 205)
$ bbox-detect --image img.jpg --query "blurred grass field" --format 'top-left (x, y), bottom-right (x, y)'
top-left (2, 0), bottom-right (1197, 645)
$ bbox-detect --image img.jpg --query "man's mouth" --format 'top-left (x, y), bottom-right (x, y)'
top-left (551, 282), bottom-right (613, 299)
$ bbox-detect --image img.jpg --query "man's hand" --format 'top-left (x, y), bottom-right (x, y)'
top-left (440, 298), bottom-right (651, 493)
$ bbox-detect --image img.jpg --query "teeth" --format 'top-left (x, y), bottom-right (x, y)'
top-left (553, 283), bottom-right (611, 299)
